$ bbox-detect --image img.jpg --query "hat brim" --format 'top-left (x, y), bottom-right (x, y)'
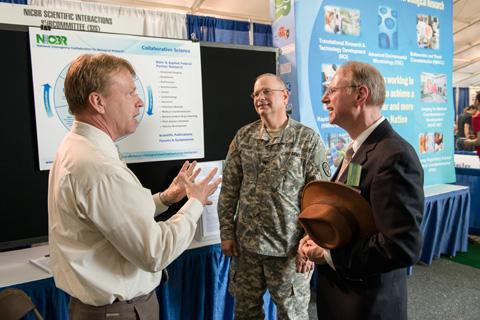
top-left (299, 181), bottom-right (376, 248)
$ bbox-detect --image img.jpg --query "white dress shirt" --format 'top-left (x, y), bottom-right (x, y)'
top-left (48, 121), bottom-right (203, 306)
top-left (350, 116), bottom-right (386, 156)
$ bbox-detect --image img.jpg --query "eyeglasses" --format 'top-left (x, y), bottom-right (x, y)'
top-left (250, 88), bottom-right (285, 99)
top-left (324, 85), bottom-right (359, 96)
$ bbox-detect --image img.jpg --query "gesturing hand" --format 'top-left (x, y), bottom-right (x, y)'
top-left (183, 167), bottom-right (221, 206)
top-left (161, 161), bottom-right (200, 205)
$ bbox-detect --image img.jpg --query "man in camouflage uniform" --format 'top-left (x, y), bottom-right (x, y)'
top-left (218, 73), bottom-right (330, 319)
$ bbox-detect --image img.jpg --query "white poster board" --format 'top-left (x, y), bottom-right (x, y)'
top-left (29, 27), bottom-right (204, 170)
top-left (189, 160), bottom-right (223, 249)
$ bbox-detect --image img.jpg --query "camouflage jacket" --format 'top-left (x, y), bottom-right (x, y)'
top-left (218, 118), bottom-right (330, 257)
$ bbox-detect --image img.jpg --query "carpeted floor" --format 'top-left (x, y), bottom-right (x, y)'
top-left (307, 239), bottom-right (480, 319)
top-left (407, 257), bottom-right (480, 320)
top-left (447, 236), bottom-right (480, 270)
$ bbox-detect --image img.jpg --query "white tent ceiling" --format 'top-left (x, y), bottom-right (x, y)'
top-left (453, 0), bottom-right (480, 87)
top-left (85, 0), bottom-right (480, 87)
top-left (87, 0), bottom-right (271, 23)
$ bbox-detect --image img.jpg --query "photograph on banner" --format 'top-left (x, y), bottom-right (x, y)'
top-left (323, 5), bottom-right (360, 36)
top-left (325, 132), bottom-right (351, 175)
top-left (294, 0), bottom-right (454, 185)
top-left (419, 132), bottom-right (444, 154)
top-left (29, 26), bottom-right (204, 170)
top-left (378, 5), bottom-right (398, 50)
top-left (321, 63), bottom-right (338, 96)
top-left (416, 14), bottom-right (440, 49)
top-left (421, 72), bottom-right (447, 103)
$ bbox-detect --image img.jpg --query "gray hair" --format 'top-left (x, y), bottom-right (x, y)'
top-left (255, 73), bottom-right (287, 90)
top-left (340, 61), bottom-right (385, 107)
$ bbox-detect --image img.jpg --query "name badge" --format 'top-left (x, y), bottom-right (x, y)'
top-left (346, 162), bottom-right (362, 187)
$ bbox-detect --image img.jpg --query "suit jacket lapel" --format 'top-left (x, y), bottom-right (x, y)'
top-left (331, 162), bottom-right (341, 182)
top-left (334, 120), bottom-right (392, 183)
top-left (353, 120), bottom-right (391, 167)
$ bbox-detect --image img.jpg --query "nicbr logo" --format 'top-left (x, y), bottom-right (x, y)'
top-left (36, 34), bottom-right (67, 46)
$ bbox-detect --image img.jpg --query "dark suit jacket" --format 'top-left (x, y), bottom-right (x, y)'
top-left (316, 120), bottom-right (424, 320)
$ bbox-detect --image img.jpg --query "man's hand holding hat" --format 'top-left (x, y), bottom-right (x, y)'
top-left (298, 235), bottom-right (326, 264)
top-left (295, 236), bottom-right (316, 273)
top-left (298, 181), bottom-right (376, 249)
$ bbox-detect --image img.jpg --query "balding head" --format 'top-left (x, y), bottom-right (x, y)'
top-left (339, 61), bottom-right (385, 107)
top-left (255, 73), bottom-right (287, 90)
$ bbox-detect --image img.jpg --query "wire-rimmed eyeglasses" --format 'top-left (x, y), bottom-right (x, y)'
top-left (250, 88), bottom-right (285, 99)
top-left (324, 85), bottom-right (359, 96)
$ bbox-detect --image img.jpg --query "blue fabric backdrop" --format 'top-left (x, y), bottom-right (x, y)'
top-left (458, 87), bottom-right (470, 115)
top-left (187, 15), bottom-right (249, 45)
top-left (0, 0), bottom-right (27, 3)
top-left (157, 244), bottom-right (234, 320)
top-left (253, 23), bottom-right (273, 47)
top-left (456, 168), bottom-right (480, 235)
top-left (453, 87), bottom-right (457, 120)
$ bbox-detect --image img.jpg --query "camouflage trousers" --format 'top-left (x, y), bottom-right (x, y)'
top-left (229, 250), bottom-right (312, 320)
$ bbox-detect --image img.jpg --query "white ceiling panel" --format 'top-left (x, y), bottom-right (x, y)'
top-left (453, 0), bottom-right (480, 85)
top-left (455, 72), bottom-right (480, 87)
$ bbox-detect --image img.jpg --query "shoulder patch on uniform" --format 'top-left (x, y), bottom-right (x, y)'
top-left (322, 161), bottom-right (331, 177)
top-left (228, 141), bottom-right (237, 154)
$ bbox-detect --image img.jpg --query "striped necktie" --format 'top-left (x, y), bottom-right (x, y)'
top-left (336, 144), bottom-right (354, 182)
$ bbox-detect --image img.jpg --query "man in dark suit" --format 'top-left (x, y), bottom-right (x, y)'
top-left (297, 61), bottom-right (424, 320)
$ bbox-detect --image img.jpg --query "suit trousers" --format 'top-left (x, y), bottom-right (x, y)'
top-left (69, 291), bottom-right (159, 320)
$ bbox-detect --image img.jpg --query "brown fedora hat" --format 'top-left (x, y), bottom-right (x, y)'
top-left (298, 181), bottom-right (376, 249)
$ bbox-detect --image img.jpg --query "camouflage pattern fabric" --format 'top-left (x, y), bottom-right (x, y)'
top-left (218, 118), bottom-right (330, 257)
top-left (229, 250), bottom-right (312, 320)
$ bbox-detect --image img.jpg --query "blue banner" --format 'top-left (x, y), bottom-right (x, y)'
top-left (273, 0), bottom-right (299, 119)
top-left (294, 0), bottom-right (454, 186)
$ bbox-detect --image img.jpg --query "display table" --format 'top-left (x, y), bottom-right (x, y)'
top-left (420, 184), bottom-right (470, 264)
top-left (0, 185), bottom-right (470, 319)
top-left (0, 245), bottom-right (69, 320)
top-left (0, 244), bottom-right (276, 320)
top-left (455, 167), bottom-right (480, 235)
top-left (157, 244), bottom-right (275, 320)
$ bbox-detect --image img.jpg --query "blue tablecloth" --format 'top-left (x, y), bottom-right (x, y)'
top-left (420, 184), bottom-right (470, 264)
top-left (156, 244), bottom-right (275, 320)
top-left (3, 277), bottom-right (69, 320)
top-left (456, 167), bottom-right (480, 235)
top-left (2, 244), bottom-right (276, 320)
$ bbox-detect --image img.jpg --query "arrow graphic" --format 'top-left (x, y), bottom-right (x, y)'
top-left (43, 83), bottom-right (53, 118)
top-left (146, 86), bottom-right (153, 115)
